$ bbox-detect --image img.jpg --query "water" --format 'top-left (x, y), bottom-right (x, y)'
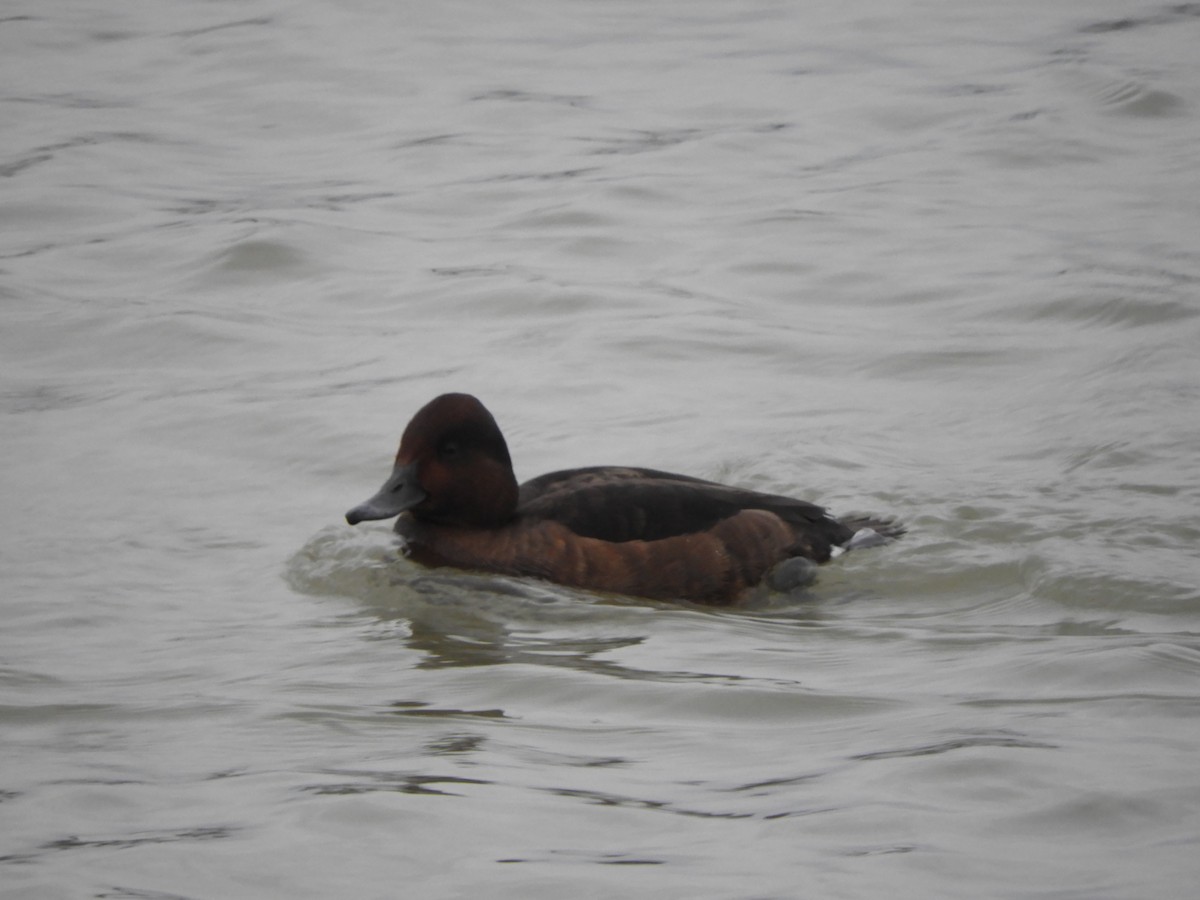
top-left (3, 1), bottom-right (1200, 897)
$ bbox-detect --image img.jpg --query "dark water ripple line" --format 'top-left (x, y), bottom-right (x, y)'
top-left (962, 692), bottom-right (1200, 709)
top-left (1078, 4), bottom-right (1200, 35)
top-left (1022, 294), bottom-right (1199, 329)
top-left (172, 16), bottom-right (273, 38)
top-left (541, 785), bottom-right (759, 821)
top-left (40, 826), bottom-right (236, 853)
top-left (301, 770), bottom-right (491, 797)
top-left (0, 826), bottom-right (240, 865)
top-left (96, 886), bottom-right (201, 900)
top-left (849, 733), bottom-right (1058, 761)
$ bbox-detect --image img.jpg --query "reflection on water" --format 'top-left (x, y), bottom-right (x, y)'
top-left (289, 524), bottom-right (841, 678)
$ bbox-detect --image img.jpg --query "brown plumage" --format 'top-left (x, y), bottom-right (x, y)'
top-left (345, 393), bottom-right (903, 605)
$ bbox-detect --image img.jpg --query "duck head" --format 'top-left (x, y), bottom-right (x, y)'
top-left (345, 393), bottom-right (520, 529)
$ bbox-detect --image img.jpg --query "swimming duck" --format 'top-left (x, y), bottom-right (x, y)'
top-left (346, 393), bottom-right (903, 605)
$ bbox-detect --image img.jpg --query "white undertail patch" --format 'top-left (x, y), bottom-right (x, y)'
top-left (840, 527), bottom-right (887, 553)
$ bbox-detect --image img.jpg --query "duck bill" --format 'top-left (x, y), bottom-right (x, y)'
top-left (345, 462), bottom-right (426, 525)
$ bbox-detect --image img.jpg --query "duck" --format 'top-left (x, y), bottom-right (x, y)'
top-left (345, 393), bottom-right (903, 605)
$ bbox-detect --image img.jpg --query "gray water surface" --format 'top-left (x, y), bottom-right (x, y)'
top-left (3, 1), bottom-right (1200, 898)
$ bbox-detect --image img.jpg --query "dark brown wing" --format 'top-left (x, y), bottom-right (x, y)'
top-left (517, 466), bottom-right (853, 545)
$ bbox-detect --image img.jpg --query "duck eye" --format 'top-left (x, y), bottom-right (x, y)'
top-left (439, 440), bottom-right (461, 460)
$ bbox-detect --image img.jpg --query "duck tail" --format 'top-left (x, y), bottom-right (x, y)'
top-left (831, 515), bottom-right (906, 555)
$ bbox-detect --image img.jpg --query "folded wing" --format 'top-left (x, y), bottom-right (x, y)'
top-left (517, 466), bottom-right (852, 549)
